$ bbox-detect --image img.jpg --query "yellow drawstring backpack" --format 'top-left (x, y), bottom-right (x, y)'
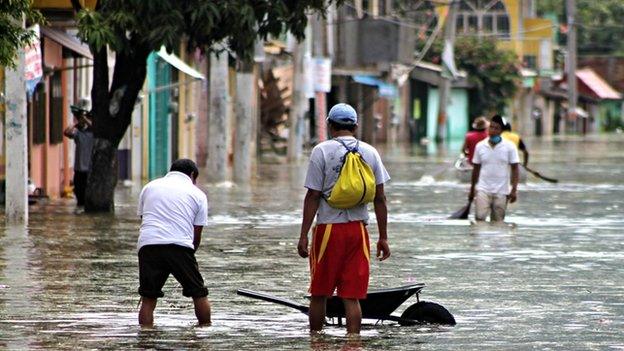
top-left (326, 139), bottom-right (376, 209)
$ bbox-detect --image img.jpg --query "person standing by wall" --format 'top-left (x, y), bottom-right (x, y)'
top-left (63, 106), bottom-right (94, 213)
top-left (297, 103), bottom-right (391, 335)
top-left (468, 115), bottom-right (520, 222)
top-left (136, 159), bottom-right (211, 326)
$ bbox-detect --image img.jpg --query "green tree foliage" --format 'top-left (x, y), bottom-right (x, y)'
top-left (537, 0), bottom-right (624, 54)
top-left (0, 0), bottom-right (44, 67)
top-left (76, 0), bottom-right (338, 61)
top-left (71, 0), bottom-right (341, 212)
top-left (422, 36), bottom-right (521, 116)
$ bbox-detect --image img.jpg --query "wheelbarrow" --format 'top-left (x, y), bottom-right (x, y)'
top-left (237, 283), bottom-right (455, 326)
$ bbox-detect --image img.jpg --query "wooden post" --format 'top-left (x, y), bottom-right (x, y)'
top-left (233, 60), bottom-right (255, 183)
top-left (361, 85), bottom-right (376, 143)
top-left (5, 46), bottom-right (29, 223)
top-left (207, 52), bottom-right (230, 182)
top-left (566, 0), bottom-right (578, 134)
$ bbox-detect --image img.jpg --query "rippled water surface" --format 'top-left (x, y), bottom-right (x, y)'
top-left (1, 135), bottom-right (623, 350)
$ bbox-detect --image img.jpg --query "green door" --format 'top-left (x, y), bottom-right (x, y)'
top-left (147, 53), bottom-right (172, 179)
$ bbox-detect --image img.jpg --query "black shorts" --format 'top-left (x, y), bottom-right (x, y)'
top-left (138, 244), bottom-right (209, 298)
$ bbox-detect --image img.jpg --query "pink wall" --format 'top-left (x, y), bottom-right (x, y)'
top-left (29, 38), bottom-right (65, 198)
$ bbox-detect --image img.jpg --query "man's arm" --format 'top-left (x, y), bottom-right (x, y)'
top-left (297, 189), bottom-right (322, 258)
top-left (518, 139), bottom-right (529, 166)
top-left (193, 225), bottom-right (203, 251)
top-left (509, 163), bottom-right (519, 203)
top-left (373, 183), bottom-right (390, 261)
top-left (468, 164), bottom-right (481, 202)
top-left (63, 124), bottom-right (77, 138)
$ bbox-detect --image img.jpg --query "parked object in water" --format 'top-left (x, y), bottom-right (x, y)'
top-left (237, 283), bottom-right (456, 326)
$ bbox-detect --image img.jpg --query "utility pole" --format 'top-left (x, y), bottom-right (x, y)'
top-left (287, 38), bottom-right (306, 162)
top-left (436, 0), bottom-right (459, 144)
top-left (4, 38), bottom-right (29, 223)
top-left (233, 58), bottom-right (255, 183)
top-left (566, 0), bottom-right (578, 134)
top-left (207, 51), bottom-right (230, 183)
top-left (312, 14), bottom-right (328, 143)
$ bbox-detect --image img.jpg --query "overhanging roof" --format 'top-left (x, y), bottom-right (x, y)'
top-left (576, 68), bottom-right (622, 100)
top-left (157, 47), bottom-right (205, 80)
top-left (40, 26), bottom-right (92, 60)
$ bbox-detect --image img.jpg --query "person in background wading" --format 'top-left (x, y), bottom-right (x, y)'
top-left (64, 105), bottom-right (94, 213)
top-left (461, 116), bottom-right (489, 164)
top-left (468, 115), bottom-right (520, 222)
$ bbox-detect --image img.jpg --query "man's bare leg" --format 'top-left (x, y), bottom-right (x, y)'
top-left (193, 296), bottom-right (212, 325)
top-left (309, 295), bottom-right (327, 332)
top-left (342, 298), bottom-right (362, 334)
top-left (138, 297), bottom-right (157, 326)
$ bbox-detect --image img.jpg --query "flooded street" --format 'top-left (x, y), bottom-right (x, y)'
top-left (1, 135), bottom-right (623, 350)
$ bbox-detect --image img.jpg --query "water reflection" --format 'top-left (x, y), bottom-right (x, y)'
top-left (0, 135), bottom-right (623, 349)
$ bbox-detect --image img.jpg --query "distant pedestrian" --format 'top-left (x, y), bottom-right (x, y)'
top-left (136, 159), bottom-right (211, 326)
top-left (461, 116), bottom-right (489, 164)
top-left (468, 115), bottom-right (520, 222)
top-left (501, 119), bottom-right (530, 167)
top-left (63, 105), bottom-right (94, 212)
top-left (297, 103), bottom-right (391, 335)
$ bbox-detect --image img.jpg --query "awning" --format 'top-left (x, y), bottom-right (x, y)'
top-left (576, 68), bottom-right (622, 100)
top-left (40, 26), bottom-right (92, 60)
top-left (157, 47), bottom-right (205, 80)
top-left (353, 75), bottom-right (397, 98)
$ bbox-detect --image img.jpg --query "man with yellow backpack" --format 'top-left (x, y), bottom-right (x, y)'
top-left (297, 103), bottom-right (391, 336)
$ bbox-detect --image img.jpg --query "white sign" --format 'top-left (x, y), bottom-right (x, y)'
top-left (313, 57), bottom-right (332, 93)
top-left (24, 24), bottom-right (43, 96)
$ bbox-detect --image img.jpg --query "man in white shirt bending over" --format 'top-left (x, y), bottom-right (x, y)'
top-left (137, 159), bottom-right (210, 326)
top-left (468, 115), bottom-right (520, 222)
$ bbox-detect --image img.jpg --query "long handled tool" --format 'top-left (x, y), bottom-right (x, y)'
top-left (449, 200), bottom-right (472, 219)
top-left (523, 165), bottom-right (558, 183)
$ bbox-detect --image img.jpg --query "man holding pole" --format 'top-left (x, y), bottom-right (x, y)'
top-left (468, 115), bottom-right (520, 222)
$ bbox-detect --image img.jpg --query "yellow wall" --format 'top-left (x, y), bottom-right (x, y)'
top-left (33, 0), bottom-right (96, 9)
top-left (522, 18), bottom-right (554, 58)
top-left (435, 0), bottom-right (552, 61)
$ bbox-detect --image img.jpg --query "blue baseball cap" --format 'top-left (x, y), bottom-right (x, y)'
top-left (327, 103), bottom-right (358, 125)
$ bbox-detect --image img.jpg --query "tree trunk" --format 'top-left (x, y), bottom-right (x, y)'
top-left (84, 43), bottom-right (149, 213)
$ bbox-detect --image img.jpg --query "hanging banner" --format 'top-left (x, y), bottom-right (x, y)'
top-left (303, 54), bottom-right (315, 98)
top-left (313, 57), bottom-right (332, 93)
top-left (24, 24), bottom-right (43, 97)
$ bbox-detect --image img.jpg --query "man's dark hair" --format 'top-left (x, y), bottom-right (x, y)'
top-left (490, 114), bottom-right (505, 128)
top-left (170, 159), bottom-right (198, 178)
top-left (328, 120), bottom-right (356, 132)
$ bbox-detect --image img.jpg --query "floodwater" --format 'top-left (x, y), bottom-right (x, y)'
top-left (1, 134), bottom-right (623, 350)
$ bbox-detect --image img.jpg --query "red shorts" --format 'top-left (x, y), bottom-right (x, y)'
top-left (309, 221), bottom-right (371, 299)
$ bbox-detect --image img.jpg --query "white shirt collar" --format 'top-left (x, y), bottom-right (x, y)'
top-left (165, 171), bottom-right (193, 182)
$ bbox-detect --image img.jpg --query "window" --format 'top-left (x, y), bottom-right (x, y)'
top-left (49, 72), bottom-right (63, 144)
top-left (456, 0), bottom-right (510, 37)
top-left (483, 14), bottom-right (493, 32)
top-left (32, 83), bottom-right (46, 145)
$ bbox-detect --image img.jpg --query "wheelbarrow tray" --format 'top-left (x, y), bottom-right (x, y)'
top-left (237, 283), bottom-right (425, 321)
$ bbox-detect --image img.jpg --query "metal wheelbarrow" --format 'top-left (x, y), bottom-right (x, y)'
top-left (237, 283), bottom-right (456, 326)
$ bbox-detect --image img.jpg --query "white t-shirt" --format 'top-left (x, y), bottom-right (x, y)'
top-left (304, 136), bottom-right (390, 224)
top-left (472, 138), bottom-right (520, 195)
top-left (137, 171), bottom-right (209, 250)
